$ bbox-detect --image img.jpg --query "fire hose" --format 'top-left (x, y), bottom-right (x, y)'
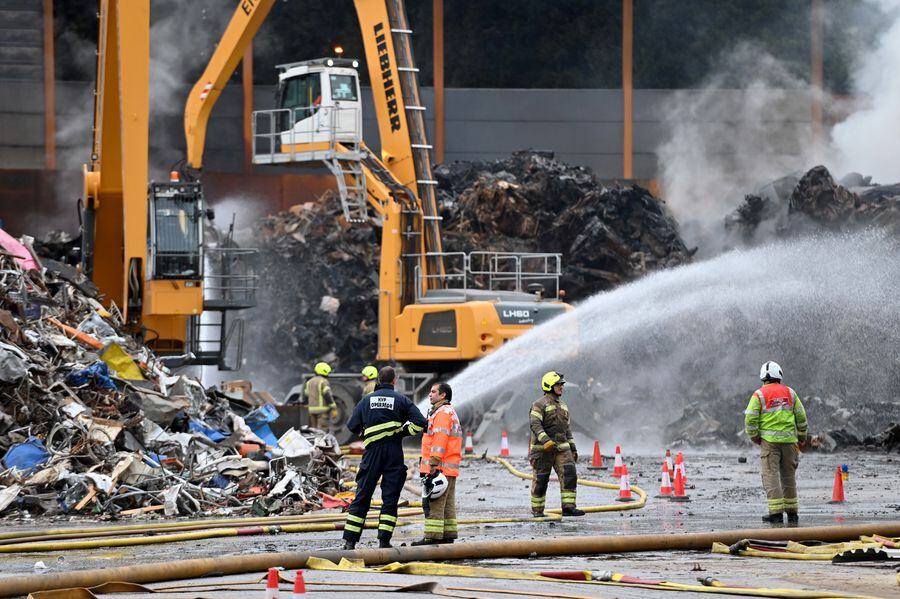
top-left (3, 522), bottom-right (899, 598)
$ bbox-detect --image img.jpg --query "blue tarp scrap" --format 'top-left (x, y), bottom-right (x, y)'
top-left (2, 437), bottom-right (50, 472)
top-left (244, 404), bottom-right (280, 426)
top-left (188, 419), bottom-right (227, 442)
top-left (64, 362), bottom-right (117, 391)
top-left (247, 422), bottom-right (279, 448)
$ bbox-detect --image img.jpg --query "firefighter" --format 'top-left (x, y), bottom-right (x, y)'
top-left (342, 366), bottom-right (426, 549)
top-left (303, 361), bottom-right (337, 430)
top-left (361, 365), bottom-right (378, 396)
top-left (745, 361), bottom-right (809, 526)
top-left (529, 371), bottom-right (585, 517)
top-left (412, 382), bottom-right (461, 545)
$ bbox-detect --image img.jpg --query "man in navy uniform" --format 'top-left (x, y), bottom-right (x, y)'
top-left (342, 366), bottom-right (426, 549)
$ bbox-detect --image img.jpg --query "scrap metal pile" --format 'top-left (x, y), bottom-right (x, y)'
top-left (0, 230), bottom-right (346, 518)
top-left (436, 150), bottom-right (693, 300)
top-left (725, 165), bottom-right (900, 243)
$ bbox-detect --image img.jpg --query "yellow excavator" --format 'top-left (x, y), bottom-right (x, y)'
top-left (185, 0), bottom-right (569, 373)
top-left (81, 0), bottom-right (258, 371)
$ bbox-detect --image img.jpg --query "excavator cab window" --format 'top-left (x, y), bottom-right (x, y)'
top-left (148, 182), bottom-right (203, 280)
top-left (329, 74), bottom-right (358, 101)
top-left (278, 72), bottom-right (321, 130)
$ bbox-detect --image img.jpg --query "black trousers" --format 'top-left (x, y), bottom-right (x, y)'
top-left (342, 442), bottom-right (407, 543)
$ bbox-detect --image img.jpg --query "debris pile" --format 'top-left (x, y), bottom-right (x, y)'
top-left (725, 166), bottom-right (900, 242)
top-left (0, 230), bottom-right (347, 518)
top-left (436, 151), bottom-right (693, 299)
top-left (244, 196), bottom-right (380, 389)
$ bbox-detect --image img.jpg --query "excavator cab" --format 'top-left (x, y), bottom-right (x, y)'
top-left (274, 58), bottom-right (362, 149)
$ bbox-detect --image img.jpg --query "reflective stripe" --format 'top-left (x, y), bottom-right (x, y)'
top-left (760, 429), bottom-right (795, 438)
top-left (431, 446), bottom-right (445, 454)
top-left (346, 514), bottom-right (365, 524)
top-left (537, 432), bottom-right (549, 441)
top-left (406, 423), bottom-right (424, 433)
top-left (365, 420), bottom-right (403, 435)
top-left (761, 404), bottom-right (794, 414)
top-left (744, 409), bottom-right (759, 415)
top-left (365, 428), bottom-right (403, 445)
top-left (544, 405), bottom-right (556, 412)
top-left (431, 426), bottom-right (452, 435)
top-left (344, 523), bottom-right (362, 533)
top-left (378, 523), bottom-right (394, 532)
top-left (530, 411), bottom-right (542, 419)
top-left (380, 514), bottom-right (397, 523)
top-left (556, 442), bottom-right (570, 451)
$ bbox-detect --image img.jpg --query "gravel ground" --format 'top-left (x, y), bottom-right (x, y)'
top-left (0, 450), bottom-right (898, 598)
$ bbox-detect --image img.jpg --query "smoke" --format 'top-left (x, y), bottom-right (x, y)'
top-left (830, 0), bottom-right (900, 182)
top-left (656, 0), bottom-right (900, 252)
top-left (656, 44), bottom-right (819, 254)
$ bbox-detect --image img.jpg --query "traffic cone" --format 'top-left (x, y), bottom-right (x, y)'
top-left (655, 460), bottom-right (673, 498)
top-left (588, 441), bottom-right (605, 470)
top-left (499, 430), bottom-right (510, 457)
top-left (612, 445), bottom-right (624, 478)
top-left (671, 468), bottom-right (690, 502)
top-left (616, 464), bottom-right (635, 502)
top-left (265, 568), bottom-right (280, 599)
top-left (464, 431), bottom-right (474, 455)
top-left (664, 449), bottom-right (673, 474)
top-left (292, 570), bottom-right (306, 597)
top-left (674, 451), bottom-right (687, 485)
top-left (828, 465), bottom-right (845, 504)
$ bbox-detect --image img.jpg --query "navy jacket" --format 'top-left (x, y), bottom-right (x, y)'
top-left (347, 383), bottom-right (426, 447)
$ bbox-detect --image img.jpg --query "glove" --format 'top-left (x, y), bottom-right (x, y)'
top-left (798, 438), bottom-right (807, 451)
top-left (752, 436), bottom-right (762, 445)
top-left (572, 450), bottom-right (579, 462)
top-left (542, 440), bottom-right (556, 451)
top-left (329, 408), bottom-right (339, 420)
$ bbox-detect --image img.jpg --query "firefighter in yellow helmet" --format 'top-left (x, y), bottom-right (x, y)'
top-left (304, 361), bottom-right (337, 430)
top-left (529, 371), bottom-right (584, 517)
top-left (361, 365), bottom-right (378, 396)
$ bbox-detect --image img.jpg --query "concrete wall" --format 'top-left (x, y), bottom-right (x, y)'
top-left (0, 79), bottom-right (813, 180)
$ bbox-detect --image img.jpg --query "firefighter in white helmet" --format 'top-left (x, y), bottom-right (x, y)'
top-left (745, 361), bottom-right (809, 526)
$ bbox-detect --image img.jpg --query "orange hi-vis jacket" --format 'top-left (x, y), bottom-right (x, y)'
top-left (420, 401), bottom-right (462, 477)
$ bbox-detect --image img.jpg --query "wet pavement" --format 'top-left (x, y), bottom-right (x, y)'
top-left (1, 450), bottom-right (898, 598)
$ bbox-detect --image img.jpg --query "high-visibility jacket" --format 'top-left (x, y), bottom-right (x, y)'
top-left (304, 375), bottom-right (334, 414)
top-left (745, 383), bottom-right (808, 443)
top-left (420, 401), bottom-right (462, 477)
top-left (529, 392), bottom-right (575, 454)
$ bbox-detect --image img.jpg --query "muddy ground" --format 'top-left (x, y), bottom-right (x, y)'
top-left (0, 450), bottom-right (898, 598)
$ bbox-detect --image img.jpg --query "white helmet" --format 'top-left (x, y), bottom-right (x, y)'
top-left (759, 361), bottom-right (783, 381)
top-left (422, 472), bottom-right (449, 500)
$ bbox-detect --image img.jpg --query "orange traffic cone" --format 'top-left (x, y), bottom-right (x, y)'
top-left (464, 431), bottom-right (474, 455)
top-left (588, 441), bottom-right (605, 470)
top-left (664, 449), bottom-right (673, 474)
top-left (671, 468), bottom-right (690, 502)
top-left (500, 431), bottom-right (510, 457)
top-left (828, 465), bottom-right (845, 504)
top-left (616, 464), bottom-right (635, 502)
top-left (612, 445), bottom-right (624, 478)
top-left (674, 451), bottom-right (687, 485)
top-left (292, 570), bottom-right (306, 597)
top-left (655, 460), bottom-right (673, 498)
top-left (265, 568), bottom-right (280, 599)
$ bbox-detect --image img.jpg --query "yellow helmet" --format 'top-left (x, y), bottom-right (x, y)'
top-left (541, 371), bottom-right (565, 392)
top-left (314, 362), bottom-right (332, 377)
top-left (361, 365), bottom-right (378, 380)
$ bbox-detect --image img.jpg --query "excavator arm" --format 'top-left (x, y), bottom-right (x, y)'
top-left (184, 0), bottom-right (276, 171)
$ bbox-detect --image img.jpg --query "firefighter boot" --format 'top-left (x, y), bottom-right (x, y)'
top-left (762, 512), bottom-right (784, 525)
top-left (410, 538), bottom-right (440, 546)
top-left (562, 506), bottom-right (586, 517)
top-left (342, 540), bottom-right (356, 550)
top-left (786, 511), bottom-right (799, 526)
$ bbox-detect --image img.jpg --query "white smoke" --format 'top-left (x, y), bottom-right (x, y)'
top-left (830, 0), bottom-right (900, 182)
top-left (656, 44), bottom-right (819, 252)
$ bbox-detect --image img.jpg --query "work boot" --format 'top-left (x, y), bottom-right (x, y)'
top-left (342, 540), bottom-right (356, 550)
top-left (410, 538), bottom-right (440, 546)
top-left (437, 538), bottom-right (455, 544)
top-left (378, 538), bottom-right (393, 549)
top-left (762, 512), bottom-right (784, 525)
top-left (562, 507), bottom-right (586, 517)
top-left (531, 511), bottom-right (545, 518)
top-left (785, 512), bottom-right (799, 526)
